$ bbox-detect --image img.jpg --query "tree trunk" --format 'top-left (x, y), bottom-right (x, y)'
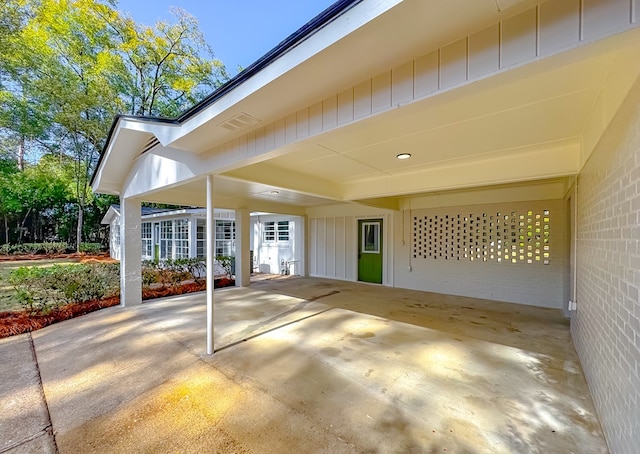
top-left (18, 207), bottom-right (31, 243)
top-left (76, 203), bottom-right (83, 252)
top-left (4, 214), bottom-right (8, 244)
top-left (17, 137), bottom-right (25, 171)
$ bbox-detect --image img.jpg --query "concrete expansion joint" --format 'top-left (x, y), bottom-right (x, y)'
top-left (0, 427), bottom-right (54, 453)
top-left (27, 332), bottom-right (59, 454)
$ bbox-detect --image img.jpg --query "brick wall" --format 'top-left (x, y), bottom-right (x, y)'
top-left (573, 76), bottom-right (640, 453)
top-left (395, 199), bottom-right (566, 308)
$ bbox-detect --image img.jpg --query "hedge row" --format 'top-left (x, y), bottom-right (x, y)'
top-left (7, 263), bottom-right (120, 314)
top-left (0, 242), bottom-right (104, 255)
top-left (0, 242), bottom-right (69, 255)
top-left (5, 258), bottom-right (213, 314)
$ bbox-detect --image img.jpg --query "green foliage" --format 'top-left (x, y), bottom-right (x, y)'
top-left (6, 262), bottom-right (119, 313)
top-left (0, 242), bottom-right (69, 255)
top-left (79, 242), bottom-right (102, 253)
top-left (0, 0), bottom-right (228, 246)
top-left (181, 257), bottom-right (206, 283)
top-left (216, 255), bottom-right (234, 278)
top-left (141, 260), bottom-right (160, 288)
top-left (141, 257), bottom-right (205, 289)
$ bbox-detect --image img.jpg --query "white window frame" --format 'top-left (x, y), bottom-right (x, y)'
top-left (174, 219), bottom-right (190, 259)
top-left (361, 221), bottom-right (380, 254)
top-left (263, 220), bottom-right (289, 243)
top-left (141, 222), bottom-right (153, 259)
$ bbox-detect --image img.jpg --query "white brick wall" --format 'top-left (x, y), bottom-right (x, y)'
top-left (395, 199), bottom-right (566, 308)
top-left (573, 76), bottom-right (640, 453)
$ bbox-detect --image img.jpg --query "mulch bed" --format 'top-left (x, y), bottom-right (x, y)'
top-left (0, 296), bottom-right (121, 339)
top-left (0, 277), bottom-right (235, 339)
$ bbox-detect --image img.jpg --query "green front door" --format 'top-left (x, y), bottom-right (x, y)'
top-left (358, 219), bottom-right (383, 284)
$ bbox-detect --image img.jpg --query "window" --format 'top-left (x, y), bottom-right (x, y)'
top-left (264, 221), bottom-right (289, 242)
top-left (215, 220), bottom-right (235, 256)
top-left (159, 220), bottom-right (173, 260)
top-left (141, 222), bottom-right (152, 259)
top-left (362, 222), bottom-right (380, 253)
top-left (195, 219), bottom-right (236, 258)
top-left (174, 219), bottom-right (190, 259)
top-left (196, 219), bottom-right (206, 258)
top-left (277, 221), bottom-right (289, 241)
top-left (264, 222), bottom-right (275, 242)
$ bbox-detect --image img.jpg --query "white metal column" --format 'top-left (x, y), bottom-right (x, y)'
top-left (206, 175), bottom-right (215, 354)
top-left (189, 214), bottom-right (197, 258)
top-left (235, 209), bottom-right (251, 287)
top-left (119, 197), bottom-right (142, 306)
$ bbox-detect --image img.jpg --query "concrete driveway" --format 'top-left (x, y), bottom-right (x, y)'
top-left (1, 277), bottom-right (608, 453)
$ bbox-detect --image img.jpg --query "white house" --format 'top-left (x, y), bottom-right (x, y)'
top-left (101, 205), bottom-right (303, 275)
top-left (91, 0), bottom-right (640, 451)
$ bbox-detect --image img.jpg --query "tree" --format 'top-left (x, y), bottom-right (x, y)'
top-left (112, 7), bottom-right (229, 117)
top-left (0, 0), bottom-right (228, 248)
top-left (0, 153), bottom-right (21, 243)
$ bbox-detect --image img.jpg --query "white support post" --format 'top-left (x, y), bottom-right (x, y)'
top-left (206, 175), bottom-right (215, 355)
top-left (119, 197), bottom-right (142, 306)
top-left (300, 215), bottom-right (308, 277)
top-left (189, 214), bottom-right (198, 258)
top-left (235, 209), bottom-right (251, 287)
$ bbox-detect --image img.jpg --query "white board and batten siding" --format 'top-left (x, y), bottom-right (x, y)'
top-left (307, 205), bottom-right (394, 285)
top-left (308, 199), bottom-right (566, 309)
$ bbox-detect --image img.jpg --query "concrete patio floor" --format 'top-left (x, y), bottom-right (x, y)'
top-left (1, 277), bottom-right (608, 453)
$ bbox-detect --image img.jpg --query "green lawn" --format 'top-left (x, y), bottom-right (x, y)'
top-left (0, 259), bottom-right (81, 312)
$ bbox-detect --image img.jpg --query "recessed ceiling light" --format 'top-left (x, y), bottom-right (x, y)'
top-left (270, 190), bottom-right (280, 195)
top-left (396, 153), bottom-right (411, 160)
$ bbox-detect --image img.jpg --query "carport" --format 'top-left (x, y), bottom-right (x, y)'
top-left (90, 0), bottom-right (640, 451)
top-left (3, 277), bottom-right (606, 452)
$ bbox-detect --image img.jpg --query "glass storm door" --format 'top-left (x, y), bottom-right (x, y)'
top-left (358, 219), bottom-right (383, 284)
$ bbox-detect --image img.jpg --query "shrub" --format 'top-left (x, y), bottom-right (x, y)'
top-left (79, 242), bottom-right (102, 253)
top-left (141, 260), bottom-right (160, 288)
top-left (6, 262), bottom-right (120, 313)
top-left (0, 242), bottom-right (69, 256)
top-left (141, 259), bottom-right (192, 289)
top-left (182, 258), bottom-right (206, 283)
top-left (6, 266), bottom-right (52, 313)
top-left (40, 242), bottom-right (69, 254)
top-left (216, 255), bottom-right (234, 278)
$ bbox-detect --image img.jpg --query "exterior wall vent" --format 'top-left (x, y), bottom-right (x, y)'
top-left (218, 112), bottom-right (261, 131)
top-left (140, 137), bottom-right (160, 155)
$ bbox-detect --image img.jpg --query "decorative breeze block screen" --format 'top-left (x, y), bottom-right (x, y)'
top-left (412, 210), bottom-right (551, 264)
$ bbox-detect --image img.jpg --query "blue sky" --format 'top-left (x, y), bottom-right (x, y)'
top-left (116, 0), bottom-right (336, 75)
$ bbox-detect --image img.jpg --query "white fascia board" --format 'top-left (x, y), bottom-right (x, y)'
top-left (141, 208), bottom-right (206, 221)
top-left (100, 206), bottom-right (120, 225)
top-left (92, 121), bottom-right (124, 194)
top-left (118, 117), bottom-right (181, 147)
top-left (164, 0), bottom-right (404, 145)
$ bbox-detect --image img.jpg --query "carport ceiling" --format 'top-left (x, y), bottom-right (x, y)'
top-left (140, 175), bottom-right (339, 211)
top-left (221, 44), bottom-right (622, 201)
top-left (144, 34), bottom-right (635, 211)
